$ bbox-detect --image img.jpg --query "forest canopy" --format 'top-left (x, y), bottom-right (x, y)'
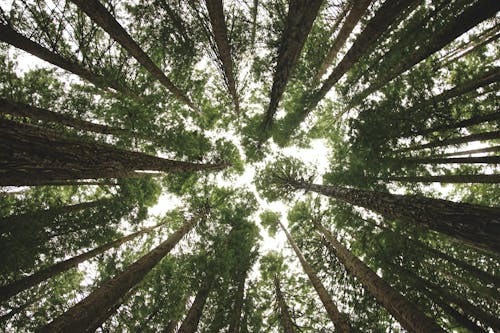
top-left (0, 0), bottom-right (499, 332)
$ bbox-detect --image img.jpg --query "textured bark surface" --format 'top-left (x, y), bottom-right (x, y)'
top-left (0, 24), bottom-right (131, 95)
top-left (415, 110), bottom-right (500, 136)
top-left (383, 174), bottom-right (500, 184)
top-left (290, 181), bottom-right (500, 253)
top-left (0, 98), bottom-right (130, 136)
top-left (273, 276), bottom-right (296, 333)
top-left (262, 0), bottom-right (323, 131)
top-left (318, 224), bottom-right (446, 333)
top-left (400, 130), bottom-right (500, 151)
top-left (350, 0), bottom-right (500, 106)
top-left (441, 145), bottom-right (500, 157)
top-left (0, 119), bottom-right (227, 185)
top-left (69, 0), bottom-right (196, 111)
top-left (38, 215), bottom-right (202, 333)
top-left (228, 272), bottom-right (246, 333)
top-left (0, 224), bottom-right (162, 302)
top-left (177, 279), bottom-right (212, 333)
top-left (314, 0), bottom-right (372, 81)
top-left (205, 0), bottom-right (240, 113)
top-left (279, 220), bottom-right (351, 332)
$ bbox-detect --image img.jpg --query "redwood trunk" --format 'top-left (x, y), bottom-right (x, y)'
top-left (415, 110), bottom-right (500, 136)
top-left (0, 24), bottom-right (131, 95)
top-left (279, 220), bottom-right (351, 332)
top-left (400, 130), bottom-right (500, 152)
top-left (0, 224), bottom-right (162, 302)
top-left (404, 156), bottom-right (500, 165)
top-left (228, 273), bottom-right (246, 333)
top-left (177, 279), bottom-right (212, 333)
top-left (289, 180), bottom-right (500, 253)
top-left (273, 276), bottom-right (296, 333)
top-left (441, 146), bottom-right (500, 157)
top-left (38, 214), bottom-right (202, 333)
top-left (382, 174), bottom-right (500, 184)
top-left (318, 224), bottom-right (446, 333)
top-left (69, 0), bottom-right (196, 111)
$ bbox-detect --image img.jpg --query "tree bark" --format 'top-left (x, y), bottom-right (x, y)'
top-left (0, 24), bottom-right (132, 96)
top-left (403, 155), bottom-right (500, 165)
top-left (288, 180), bottom-right (500, 253)
top-left (349, 0), bottom-right (500, 107)
top-left (441, 145), bottom-right (500, 157)
top-left (37, 213), bottom-right (203, 333)
top-left (414, 110), bottom-right (500, 136)
top-left (317, 223), bottom-right (446, 333)
top-left (205, 0), bottom-right (240, 113)
top-left (382, 174), bottom-right (500, 184)
top-left (177, 279), bottom-right (212, 333)
top-left (69, 0), bottom-right (197, 111)
top-left (0, 224), bottom-right (163, 303)
top-left (314, 0), bottom-right (373, 82)
top-left (262, 0), bottom-right (323, 132)
top-left (273, 276), bottom-right (296, 333)
top-left (279, 220), bottom-right (351, 332)
top-left (0, 119), bottom-right (228, 186)
top-left (399, 130), bottom-right (500, 152)
top-left (227, 272), bottom-right (246, 333)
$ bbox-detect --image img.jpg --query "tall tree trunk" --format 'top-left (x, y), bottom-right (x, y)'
top-left (441, 145), bottom-right (500, 157)
top-left (69, 0), bottom-right (197, 111)
top-left (228, 272), bottom-right (246, 333)
top-left (0, 223), bottom-right (163, 302)
top-left (205, 0), bottom-right (240, 113)
top-left (314, 0), bottom-right (372, 82)
top-left (0, 199), bottom-right (105, 235)
top-left (273, 276), bottom-right (296, 333)
top-left (317, 223), bottom-right (446, 333)
top-left (399, 130), bottom-right (500, 152)
top-left (414, 110), bottom-right (500, 136)
top-left (349, 0), bottom-right (500, 107)
top-left (288, 180), bottom-right (500, 253)
top-left (177, 279), bottom-right (213, 333)
top-left (0, 294), bottom-right (43, 324)
top-left (163, 319), bottom-right (179, 333)
top-left (278, 220), bottom-right (351, 332)
top-left (382, 174), bottom-right (500, 184)
top-left (0, 119), bottom-right (227, 186)
top-left (0, 24), bottom-right (132, 96)
top-left (38, 213), bottom-right (204, 333)
top-left (0, 98), bottom-right (130, 136)
top-left (402, 156), bottom-right (500, 165)
top-left (262, 0), bottom-right (323, 132)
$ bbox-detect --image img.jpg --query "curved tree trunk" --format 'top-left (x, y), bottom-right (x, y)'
top-left (399, 130), bottom-right (500, 152)
top-left (38, 213), bottom-right (203, 333)
top-left (69, 0), bottom-right (197, 111)
top-left (314, 0), bottom-right (373, 82)
top-left (317, 223), bottom-right (446, 333)
top-left (177, 279), bottom-right (213, 333)
top-left (288, 180), bottom-right (500, 253)
top-left (382, 174), bottom-right (500, 184)
top-left (279, 220), bottom-right (351, 332)
top-left (0, 223), bottom-right (163, 302)
top-left (0, 24), bottom-right (132, 95)
top-left (0, 119), bottom-right (228, 186)
top-left (273, 276), bottom-right (296, 333)
top-left (205, 0), bottom-right (240, 114)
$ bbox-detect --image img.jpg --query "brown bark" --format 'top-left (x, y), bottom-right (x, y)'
top-left (0, 98), bottom-right (130, 136)
top-left (273, 276), bottom-right (296, 333)
top-left (205, 0), bottom-right (240, 113)
top-left (0, 24), bottom-right (132, 95)
top-left (403, 155), bottom-right (500, 165)
top-left (382, 174), bottom-right (500, 184)
top-left (15, 180), bottom-right (118, 186)
top-left (163, 319), bottom-right (178, 333)
top-left (177, 279), bottom-right (213, 333)
top-left (69, 0), bottom-right (197, 111)
top-left (227, 273), bottom-right (246, 333)
top-left (415, 110), bottom-right (500, 136)
top-left (399, 130), bottom-right (500, 152)
top-left (279, 220), bottom-right (351, 332)
top-left (441, 145), bottom-right (500, 157)
top-left (349, 0), bottom-right (500, 106)
top-left (317, 223), bottom-right (446, 333)
top-left (288, 180), bottom-right (500, 253)
top-left (0, 119), bottom-right (228, 186)
top-left (0, 224), bottom-right (163, 302)
top-left (262, 0), bottom-right (323, 131)
top-left (38, 213), bottom-right (203, 333)
top-left (314, 0), bottom-right (373, 82)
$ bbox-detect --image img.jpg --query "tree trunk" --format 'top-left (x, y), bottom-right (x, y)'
top-left (0, 223), bottom-right (163, 302)
top-left (0, 294), bottom-right (42, 324)
top-left (177, 279), bottom-right (212, 333)
top-left (273, 276), bottom-right (296, 333)
top-left (227, 272), bottom-right (246, 333)
top-left (279, 220), bottom-right (351, 332)
top-left (205, 0), bottom-right (240, 113)
top-left (349, 0), bottom-right (500, 107)
top-left (37, 213), bottom-right (203, 333)
top-left (0, 24), bottom-right (132, 96)
top-left (403, 156), bottom-right (500, 165)
top-left (317, 223), bottom-right (446, 333)
top-left (69, 0), bottom-right (197, 111)
top-left (288, 180), bottom-right (500, 253)
top-left (414, 110), bottom-right (500, 136)
top-left (399, 130), bottom-right (500, 152)
top-left (0, 119), bottom-right (227, 186)
top-left (382, 174), bottom-right (500, 184)
top-left (314, 0), bottom-right (372, 82)
top-left (262, 0), bottom-right (323, 131)
top-left (0, 98), bottom-right (130, 136)
top-left (163, 319), bottom-right (179, 333)
top-left (441, 145), bottom-right (500, 157)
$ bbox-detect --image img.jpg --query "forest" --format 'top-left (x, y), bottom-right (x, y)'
top-left (0, 0), bottom-right (499, 332)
